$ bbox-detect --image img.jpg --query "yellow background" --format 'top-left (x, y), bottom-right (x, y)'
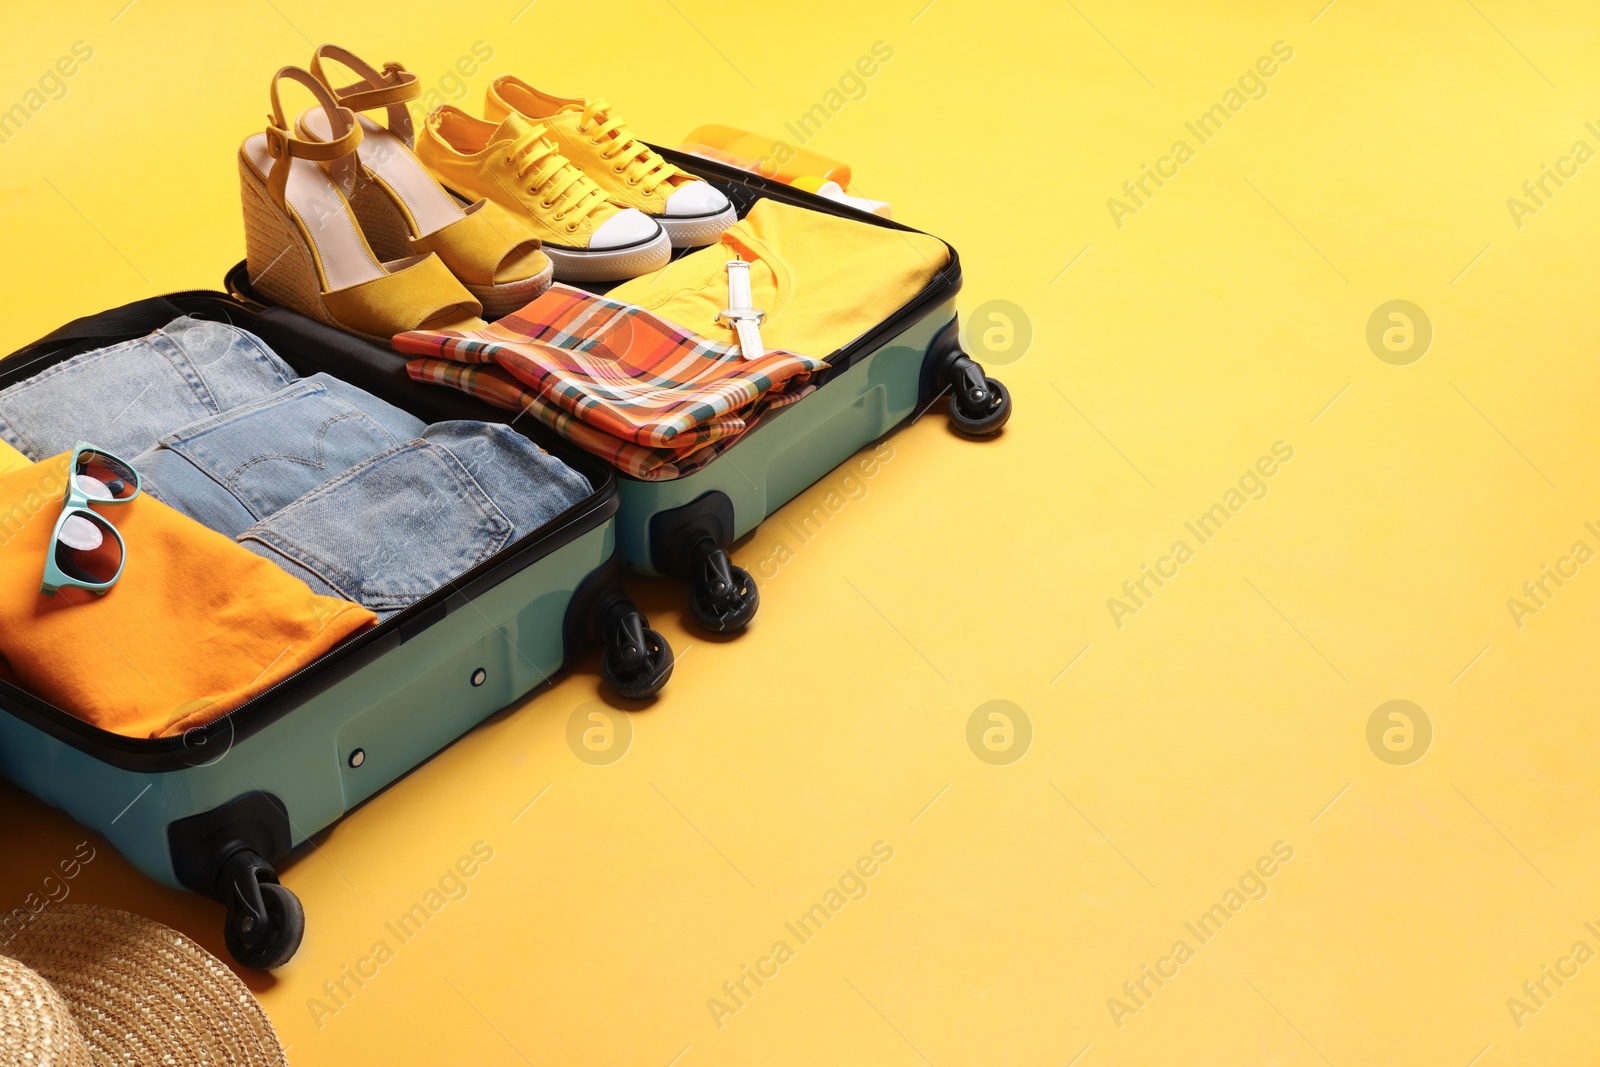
top-left (3, 1), bottom-right (1600, 1063)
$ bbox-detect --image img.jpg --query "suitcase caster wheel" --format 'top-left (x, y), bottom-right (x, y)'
top-left (601, 608), bottom-right (674, 700)
top-left (220, 850), bottom-right (304, 970)
top-left (688, 541), bottom-right (759, 633)
top-left (947, 355), bottom-right (1011, 437)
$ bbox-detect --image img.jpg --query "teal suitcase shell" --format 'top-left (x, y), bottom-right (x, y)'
top-left (0, 291), bottom-right (672, 969)
top-left (226, 148), bottom-right (1011, 634)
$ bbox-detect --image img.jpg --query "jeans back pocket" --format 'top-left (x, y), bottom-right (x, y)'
top-left (159, 316), bottom-right (299, 413)
top-left (148, 380), bottom-right (424, 531)
top-left (238, 441), bottom-right (514, 611)
top-left (0, 317), bottom-right (298, 462)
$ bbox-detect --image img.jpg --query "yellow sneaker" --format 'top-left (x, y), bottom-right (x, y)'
top-left (485, 77), bottom-right (736, 249)
top-left (416, 107), bottom-right (670, 283)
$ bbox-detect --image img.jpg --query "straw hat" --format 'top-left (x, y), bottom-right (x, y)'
top-left (0, 904), bottom-right (286, 1066)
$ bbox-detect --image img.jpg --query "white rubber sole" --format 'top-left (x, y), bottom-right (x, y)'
top-left (658, 204), bottom-right (738, 248)
top-left (544, 228), bottom-right (673, 282)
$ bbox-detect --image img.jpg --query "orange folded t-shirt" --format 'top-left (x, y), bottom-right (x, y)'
top-left (0, 438), bottom-right (29, 476)
top-left (0, 453), bottom-right (377, 738)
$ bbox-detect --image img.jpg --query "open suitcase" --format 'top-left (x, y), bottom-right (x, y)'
top-left (0, 291), bottom-right (673, 969)
top-left (227, 147), bottom-right (1013, 633)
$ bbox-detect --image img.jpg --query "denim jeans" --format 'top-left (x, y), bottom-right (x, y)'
top-left (133, 382), bottom-right (592, 615)
top-left (238, 422), bottom-right (592, 614)
top-left (4, 315), bottom-right (592, 616)
top-left (0, 316), bottom-right (297, 461)
top-left (135, 374), bottom-right (427, 537)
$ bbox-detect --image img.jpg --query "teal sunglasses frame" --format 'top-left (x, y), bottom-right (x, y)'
top-left (40, 441), bottom-right (143, 596)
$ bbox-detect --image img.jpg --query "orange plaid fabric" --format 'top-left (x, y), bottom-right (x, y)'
top-left (395, 285), bottom-right (824, 480)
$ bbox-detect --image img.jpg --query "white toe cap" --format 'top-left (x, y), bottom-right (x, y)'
top-left (664, 181), bottom-right (731, 217)
top-left (588, 208), bottom-right (662, 250)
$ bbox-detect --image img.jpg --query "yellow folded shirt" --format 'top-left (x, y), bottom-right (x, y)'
top-left (607, 198), bottom-right (950, 360)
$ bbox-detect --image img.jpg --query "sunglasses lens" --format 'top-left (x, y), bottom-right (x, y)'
top-left (58, 514), bottom-right (103, 551)
top-left (75, 450), bottom-right (138, 502)
top-left (55, 512), bottom-right (123, 586)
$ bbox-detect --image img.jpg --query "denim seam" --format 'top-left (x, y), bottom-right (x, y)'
top-left (0, 338), bottom-right (207, 459)
top-left (0, 337), bottom-right (145, 393)
top-left (421, 434), bottom-right (518, 538)
top-left (156, 379), bottom-right (394, 519)
top-left (0, 338), bottom-right (217, 450)
top-left (165, 319), bottom-right (295, 401)
top-left (241, 532), bottom-right (393, 607)
top-left (157, 380), bottom-right (323, 446)
top-left (146, 328), bottom-right (221, 412)
top-left (218, 411), bottom-right (400, 502)
top-left (142, 454), bottom-right (253, 527)
top-left (236, 441), bottom-right (512, 606)
top-left (0, 419), bottom-right (40, 460)
top-left (151, 382), bottom-right (327, 522)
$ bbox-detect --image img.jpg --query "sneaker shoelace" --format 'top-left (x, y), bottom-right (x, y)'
top-left (577, 99), bottom-right (683, 196)
top-left (506, 124), bottom-right (610, 230)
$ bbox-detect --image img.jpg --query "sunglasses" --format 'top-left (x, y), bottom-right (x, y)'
top-left (40, 442), bottom-right (143, 596)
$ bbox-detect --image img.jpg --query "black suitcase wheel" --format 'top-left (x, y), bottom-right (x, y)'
top-left (947, 355), bottom-right (1011, 437)
top-left (220, 850), bottom-right (304, 970)
top-left (601, 607), bottom-right (674, 700)
top-left (687, 541), bottom-right (759, 633)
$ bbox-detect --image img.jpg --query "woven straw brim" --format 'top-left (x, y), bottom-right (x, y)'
top-left (0, 955), bottom-right (95, 1067)
top-left (3, 904), bottom-right (286, 1067)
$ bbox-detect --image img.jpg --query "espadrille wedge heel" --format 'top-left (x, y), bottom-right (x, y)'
top-left (238, 66), bottom-right (485, 345)
top-left (299, 46), bottom-right (553, 318)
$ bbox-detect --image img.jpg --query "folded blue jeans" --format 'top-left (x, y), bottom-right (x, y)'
top-left (135, 373), bottom-right (428, 537)
top-left (131, 380), bottom-right (592, 617)
top-left (0, 316), bottom-right (297, 461)
top-left (236, 422), bottom-right (592, 614)
top-left (4, 315), bottom-right (591, 617)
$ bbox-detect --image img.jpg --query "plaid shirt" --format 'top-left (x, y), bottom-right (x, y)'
top-left (394, 285), bottom-right (827, 481)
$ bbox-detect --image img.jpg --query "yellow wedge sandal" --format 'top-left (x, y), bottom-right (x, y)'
top-left (239, 67), bottom-right (486, 343)
top-left (302, 46), bottom-right (553, 317)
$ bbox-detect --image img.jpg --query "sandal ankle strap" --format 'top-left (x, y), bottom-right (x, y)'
top-left (310, 45), bottom-right (420, 144)
top-left (263, 66), bottom-right (362, 206)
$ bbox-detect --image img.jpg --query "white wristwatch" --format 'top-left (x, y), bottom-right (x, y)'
top-left (716, 255), bottom-right (766, 360)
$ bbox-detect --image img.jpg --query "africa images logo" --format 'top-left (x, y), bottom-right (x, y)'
top-left (705, 841), bottom-right (895, 1029)
top-left (1106, 442), bottom-right (1295, 628)
top-left (1106, 841), bottom-right (1295, 1029)
top-left (1105, 41), bottom-right (1295, 229)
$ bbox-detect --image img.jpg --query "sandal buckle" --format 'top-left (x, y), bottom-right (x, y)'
top-left (264, 124), bottom-right (290, 160)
